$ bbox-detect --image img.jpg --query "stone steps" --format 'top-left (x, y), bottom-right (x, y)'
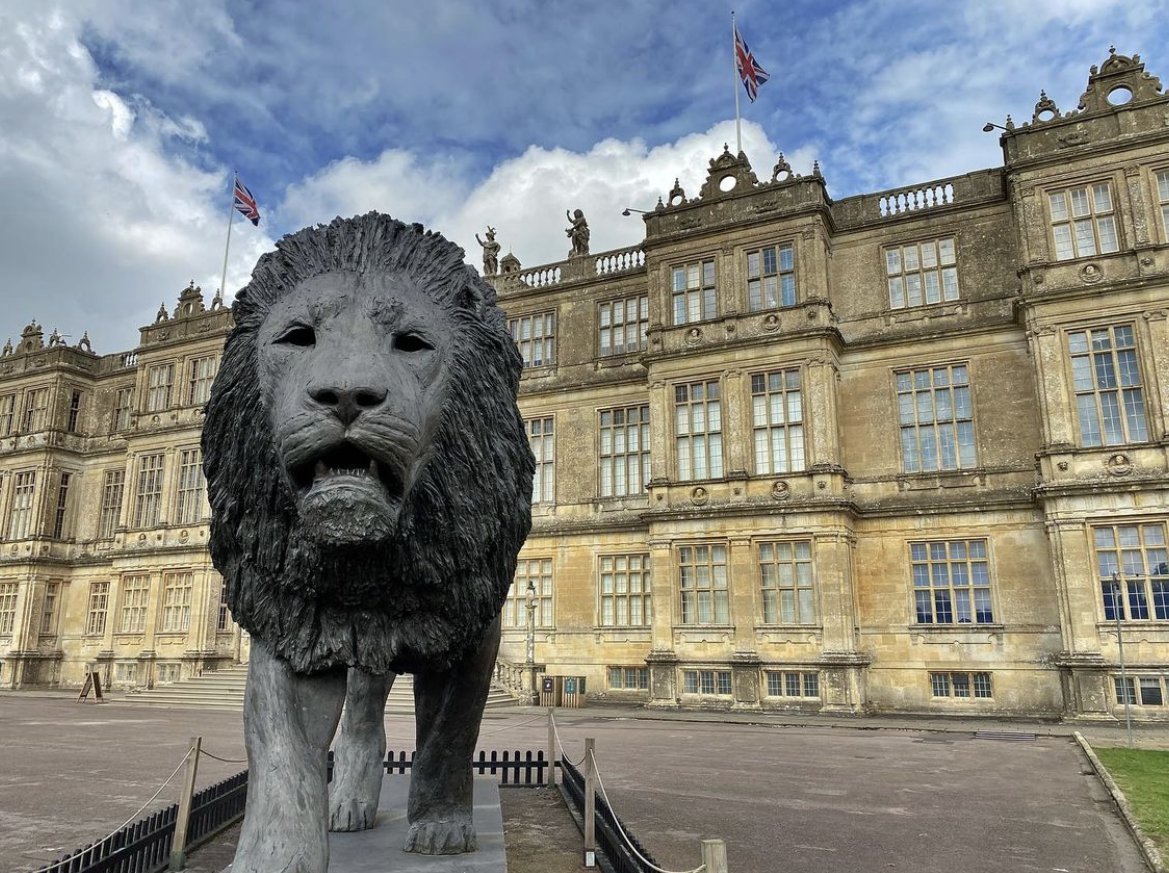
top-left (125, 664), bottom-right (519, 713)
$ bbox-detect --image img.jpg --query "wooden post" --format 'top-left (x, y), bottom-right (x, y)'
top-left (701, 838), bottom-right (729, 873)
top-left (583, 737), bottom-right (596, 868)
top-left (546, 708), bottom-right (557, 787)
top-left (169, 736), bottom-right (202, 871)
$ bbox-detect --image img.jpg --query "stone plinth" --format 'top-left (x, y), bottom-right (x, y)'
top-left (226, 776), bottom-right (505, 873)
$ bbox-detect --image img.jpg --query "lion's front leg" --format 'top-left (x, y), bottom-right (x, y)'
top-left (328, 668), bottom-right (395, 832)
top-left (231, 640), bottom-right (346, 873)
top-left (404, 617), bottom-right (501, 855)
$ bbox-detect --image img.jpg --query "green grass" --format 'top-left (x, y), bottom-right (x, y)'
top-left (1093, 746), bottom-right (1169, 857)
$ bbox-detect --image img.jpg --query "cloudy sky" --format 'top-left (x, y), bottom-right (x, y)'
top-left (1, 0), bottom-right (1166, 353)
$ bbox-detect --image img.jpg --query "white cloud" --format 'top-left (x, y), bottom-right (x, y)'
top-left (283, 120), bottom-right (809, 274)
top-left (1, 0), bottom-right (1168, 355)
top-left (0, 3), bottom-right (271, 353)
top-left (280, 150), bottom-right (474, 231)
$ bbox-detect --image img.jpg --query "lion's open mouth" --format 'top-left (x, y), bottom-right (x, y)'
top-left (290, 441), bottom-right (405, 501)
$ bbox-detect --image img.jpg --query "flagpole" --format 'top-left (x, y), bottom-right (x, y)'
top-left (731, 10), bottom-right (742, 154)
top-left (219, 173), bottom-right (236, 300)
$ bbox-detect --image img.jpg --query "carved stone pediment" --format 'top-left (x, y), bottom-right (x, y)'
top-left (1077, 48), bottom-right (1163, 114)
top-left (698, 146), bottom-right (760, 200)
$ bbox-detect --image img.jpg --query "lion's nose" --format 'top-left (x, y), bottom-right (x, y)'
top-left (308, 384), bottom-right (388, 426)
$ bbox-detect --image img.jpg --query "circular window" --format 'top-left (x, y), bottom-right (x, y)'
top-left (718, 174), bottom-right (737, 192)
top-left (1108, 86), bottom-right (1133, 106)
top-left (669, 193), bottom-right (684, 206)
top-left (1035, 108), bottom-right (1056, 122)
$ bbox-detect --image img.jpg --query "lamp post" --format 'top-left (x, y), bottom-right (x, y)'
top-left (1111, 572), bottom-right (1134, 748)
top-left (621, 207), bottom-right (650, 216)
top-left (525, 580), bottom-right (538, 704)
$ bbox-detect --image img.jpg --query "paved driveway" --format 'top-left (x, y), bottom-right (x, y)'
top-left (0, 697), bottom-right (1148, 873)
top-left (548, 718), bottom-right (1145, 873)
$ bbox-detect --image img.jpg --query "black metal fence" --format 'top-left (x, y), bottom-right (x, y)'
top-left (561, 756), bottom-right (660, 873)
top-left (37, 750), bottom-right (546, 873)
top-left (35, 806), bottom-right (177, 873)
top-left (185, 771), bottom-right (248, 852)
top-left (358, 748), bottom-right (549, 784)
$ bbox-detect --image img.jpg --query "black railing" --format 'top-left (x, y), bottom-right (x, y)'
top-left (561, 756), bottom-right (660, 873)
top-left (36, 805), bottom-right (177, 873)
top-left (328, 748), bottom-right (549, 784)
top-left (185, 771), bottom-right (248, 852)
top-left (39, 749), bottom-right (547, 873)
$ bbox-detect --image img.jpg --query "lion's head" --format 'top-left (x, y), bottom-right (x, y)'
top-left (203, 214), bottom-right (534, 675)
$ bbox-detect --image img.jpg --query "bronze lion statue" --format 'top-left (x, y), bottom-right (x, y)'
top-left (203, 213), bottom-right (533, 873)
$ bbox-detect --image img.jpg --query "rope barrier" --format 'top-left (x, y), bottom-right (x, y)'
top-left (198, 748), bottom-right (247, 764)
top-left (41, 746), bottom-right (194, 872)
top-left (476, 713), bottom-right (547, 738)
top-left (589, 748), bottom-right (706, 873)
top-left (549, 711), bottom-right (586, 767)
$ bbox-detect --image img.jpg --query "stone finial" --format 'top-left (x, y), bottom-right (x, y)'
top-left (176, 280), bottom-right (206, 318)
top-left (771, 152), bottom-right (793, 183)
top-left (211, 288), bottom-right (225, 311)
top-left (48, 328), bottom-right (63, 347)
top-left (16, 321), bottom-right (44, 354)
top-left (1032, 90), bottom-right (1060, 122)
top-left (155, 302), bottom-right (169, 323)
top-left (667, 178), bottom-right (686, 207)
top-left (1, 338), bottom-right (11, 356)
top-left (76, 331), bottom-right (93, 353)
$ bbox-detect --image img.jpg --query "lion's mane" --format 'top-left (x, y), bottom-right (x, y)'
top-left (202, 213), bottom-right (534, 675)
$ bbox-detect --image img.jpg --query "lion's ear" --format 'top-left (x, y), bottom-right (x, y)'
top-left (454, 281), bottom-right (485, 313)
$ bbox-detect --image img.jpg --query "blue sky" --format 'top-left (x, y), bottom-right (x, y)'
top-left (1, 0), bottom-right (1166, 352)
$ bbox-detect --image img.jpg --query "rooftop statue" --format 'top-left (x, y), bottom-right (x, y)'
top-left (475, 225), bottom-right (501, 276)
top-left (202, 212), bottom-right (534, 873)
top-left (566, 208), bottom-right (590, 258)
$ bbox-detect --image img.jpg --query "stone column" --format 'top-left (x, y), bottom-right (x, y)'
top-left (646, 537), bottom-right (678, 708)
top-left (1046, 518), bottom-right (1112, 719)
top-left (805, 355), bottom-right (841, 468)
top-left (1141, 310), bottom-right (1169, 439)
top-left (721, 370), bottom-right (748, 476)
top-left (813, 530), bottom-right (867, 713)
top-left (1028, 326), bottom-right (1074, 448)
top-left (727, 536), bottom-right (760, 709)
top-left (647, 381), bottom-right (671, 485)
top-left (814, 531), bottom-right (858, 653)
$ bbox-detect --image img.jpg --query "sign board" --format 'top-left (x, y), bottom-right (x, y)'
top-left (77, 670), bottom-right (104, 703)
top-left (542, 676), bottom-right (554, 693)
top-left (564, 677), bottom-right (577, 694)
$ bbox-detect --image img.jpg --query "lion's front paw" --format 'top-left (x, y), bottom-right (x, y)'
top-left (403, 818), bottom-right (477, 855)
top-left (328, 797), bottom-right (377, 832)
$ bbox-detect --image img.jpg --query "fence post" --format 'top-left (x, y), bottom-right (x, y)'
top-left (701, 838), bottom-right (729, 873)
top-left (169, 736), bottom-right (202, 871)
top-left (546, 708), bottom-right (556, 787)
top-left (583, 737), bottom-right (596, 868)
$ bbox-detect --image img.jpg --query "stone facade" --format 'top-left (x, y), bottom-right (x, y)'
top-left (0, 285), bottom-right (244, 691)
top-left (0, 52), bottom-right (1166, 719)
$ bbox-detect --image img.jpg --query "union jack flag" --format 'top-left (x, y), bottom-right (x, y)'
top-left (233, 176), bottom-right (260, 226)
top-left (734, 24), bottom-right (770, 103)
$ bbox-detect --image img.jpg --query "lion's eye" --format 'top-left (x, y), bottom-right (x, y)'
top-left (276, 325), bottom-right (316, 347)
top-left (393, 333), bottom-right (434, 353)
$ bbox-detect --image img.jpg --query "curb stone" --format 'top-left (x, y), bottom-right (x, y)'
top-left (1073, 731), bottom-right (1166, 873)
